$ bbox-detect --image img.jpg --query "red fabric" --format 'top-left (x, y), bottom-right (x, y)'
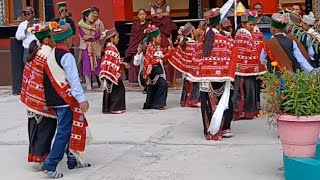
top-left (20, 45), bottom-right (55, 117)
top-left (169, 32), bottom-right (236, 81)
top-left (180, 81), bottom-right (200, 107)
top-left (252, 30), bottom-right (267, 74)
top-left (28, 153), bottom-right (48, 163)
top-left (151, 16), bottom-right (177, 48)
top-left (125, 20), bottom-right (149, 58)
top-left (100, 43), bottom-right (123, 85)
top-left (44, 46), bottom-right (88, 153)
top-left (234, 29), bottom-right (263, 76)
top-left (55, 44), bottom-right (70, 52)
top-left (143, 44), bottom-right (170, 83)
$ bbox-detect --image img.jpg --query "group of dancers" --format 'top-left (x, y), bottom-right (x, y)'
top-left (19, 1), bottom-right (319, 179)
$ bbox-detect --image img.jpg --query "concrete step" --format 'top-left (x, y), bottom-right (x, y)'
top-left (284, 139), bottom-right (320, 180)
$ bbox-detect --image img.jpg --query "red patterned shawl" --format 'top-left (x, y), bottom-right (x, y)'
top-left (234, 28), bottom-right (265, 76)
top-left (20, 45), bottom-right (56, 118)
top-left (45, 46), bottom-right (88, 153)
top-left (143, 43), bottom-right (170, 83)
top-left (100, 43), bottom-right (122, 85)
top-left (168, 28), bottom-right (236, 82)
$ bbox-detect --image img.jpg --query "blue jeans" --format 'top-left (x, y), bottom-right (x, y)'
top-left (43, 107), bottom-right (77, 171)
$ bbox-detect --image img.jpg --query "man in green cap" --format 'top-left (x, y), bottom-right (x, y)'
top-left (42, 23), bottom-right (90, 179)
top-left (265, 13), bottom-right (314, 73)
top-left (54, 2), bottom-right (76, 55)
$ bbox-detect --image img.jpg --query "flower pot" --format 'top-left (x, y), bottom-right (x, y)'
top-left (278, 115), bottom-right (320, 158)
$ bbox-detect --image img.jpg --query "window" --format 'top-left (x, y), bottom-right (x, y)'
top-left (4, 0), bottom-right (44, 26)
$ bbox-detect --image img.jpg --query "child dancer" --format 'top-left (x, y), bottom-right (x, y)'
top-left (100, 28), bottom-right (129, 114)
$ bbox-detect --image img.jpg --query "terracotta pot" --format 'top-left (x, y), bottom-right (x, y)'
top-left (278, 115), bottom-right (320, 158)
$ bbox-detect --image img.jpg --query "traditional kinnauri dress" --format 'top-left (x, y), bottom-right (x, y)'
top-left (79, 27), bottom-right (102, 88)
top-left (100, 42), bottom-right (126, 113)
top-left (143, 43), bottom-right (169, 110)
top-left (20, 44), bottom-right (57, 163)
top-left (171, 39), bottom-right (201, 107)
top-left (169, 27), bottom-right (236, 140)
top-left (233, 28), bottom-right (266, 120)
top-left (151, 16), bottom-right (177, 85)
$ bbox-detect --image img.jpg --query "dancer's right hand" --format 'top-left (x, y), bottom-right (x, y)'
top-left (80, 101), bottom-right (90, 113)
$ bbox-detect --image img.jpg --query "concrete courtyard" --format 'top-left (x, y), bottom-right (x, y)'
top-left (0, 86), bottom-right (284, 180)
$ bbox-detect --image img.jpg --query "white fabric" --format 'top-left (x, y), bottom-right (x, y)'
top-left (15, 20), bottom-right (37, 48)
top-left (208, 81), bottom-right (231, 135)
top-left (302, 14), bottom-right (315, 25)
top-left (220, 0), bottom-right (235, 19)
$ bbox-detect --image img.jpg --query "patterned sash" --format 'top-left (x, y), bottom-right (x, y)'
top-left (20, 45), bottom-right (56, 118)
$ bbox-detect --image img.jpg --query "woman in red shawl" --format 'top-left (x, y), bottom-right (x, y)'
top-left (125, 9), bottom-right (150, 83)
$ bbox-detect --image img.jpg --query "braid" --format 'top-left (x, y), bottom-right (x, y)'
top-left (203, 28), bottom-right (215, 57)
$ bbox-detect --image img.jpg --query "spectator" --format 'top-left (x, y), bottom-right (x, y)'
top-left (15, 6), bottom-right (38, 64)
top-left (151, 0), bottom-right (170, 17)
top-left (54, 2), bottom-right (76, 55)
top-left (253, 3), bottom-right (270, 25)
top-left (291, 4), bottom-right (303, 17)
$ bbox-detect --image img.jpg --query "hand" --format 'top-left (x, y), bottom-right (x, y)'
top-left (83, 35), bottom-right (92, 40)
top-left (91, 27), bottom-right (96, 31)
top-left (122, 62), bottom-right (130, 69)
top-left (147, 65), bottom-right (152, 74)
top-left (80, 101), bottom-right (90, 113)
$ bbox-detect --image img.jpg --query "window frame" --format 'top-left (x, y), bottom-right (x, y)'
top-left (4, 0), bottom-right (44, 26)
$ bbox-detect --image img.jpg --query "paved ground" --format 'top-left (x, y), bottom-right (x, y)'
top-left (0, 84), bottom-right (284, 180)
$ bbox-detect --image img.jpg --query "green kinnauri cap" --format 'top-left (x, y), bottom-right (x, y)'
top-left (57, 2), bottom-right (67, 10)
top-left (51, 23), bottom-right (73, 42)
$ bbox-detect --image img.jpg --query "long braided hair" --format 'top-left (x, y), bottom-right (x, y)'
top-left (203, 22), bottom-right (220, 57)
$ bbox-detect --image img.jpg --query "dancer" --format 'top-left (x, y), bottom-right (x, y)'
top-left (232, 11), bottom-right (266, 120)
top-left (20, 23), bottom-right (56, 170)
top-left (143, 25), bottom-right (169, 110)
top-left (42, 23), bottom-right (90, 179)
top-left (125, 8), bottom-right (149, 83)
top-left (175, 22), bottom-right (200, 107)
top-left (169, 8), bottom-right (236, 140)
top-left (133, 43), bottom-right (148, 94)
top-left (78, 8), bottom-right (102, 91)
top-left (100, 28), bottom-right (128, 114)
top-left (151, 7), bottom-right (177, 86)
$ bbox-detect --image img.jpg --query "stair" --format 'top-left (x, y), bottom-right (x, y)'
top-left (284, 140), bottom-right (320, 180)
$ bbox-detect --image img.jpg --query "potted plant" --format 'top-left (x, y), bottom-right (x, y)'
top-left (259, 61), bottom-right (320, 158)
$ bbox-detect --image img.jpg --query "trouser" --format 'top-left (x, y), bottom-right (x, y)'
top-left (43, 107), bottom-right (77, 171)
